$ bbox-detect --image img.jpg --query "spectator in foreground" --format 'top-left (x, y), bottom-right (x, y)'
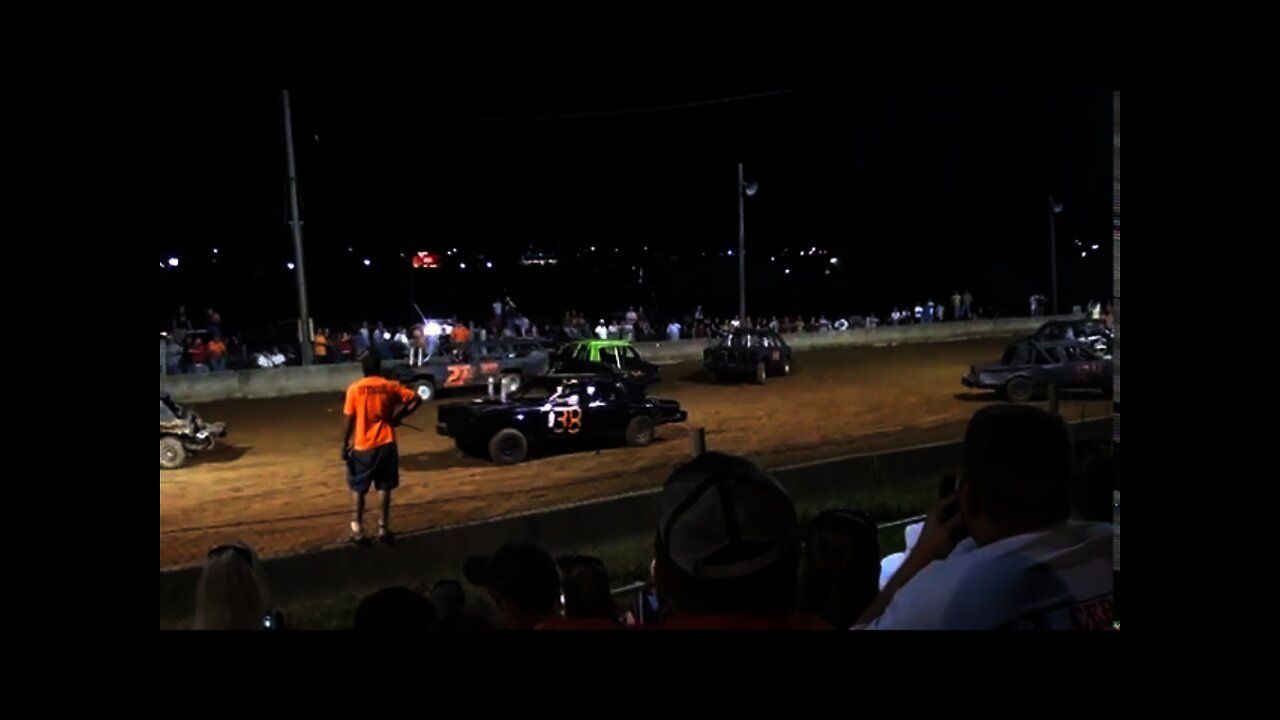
top-left (429, 579), bottom-right (467, 620)
top-left (858, 405), bottom-right (1113, 629)
top-left (652, 451), bottom-right (830, 629)
top-left (353, 587), bottom-right (437, 631)
top-left (194, 542), bottom-right (273, 630)
top-left (544, 555), bottom-right (622, 630)
top-left (1073, 439), bottom-right (1114, 523)
top-left (464, 543), bottom-right (562, 630)
top-left (798, 509), bottom-right (882, 629)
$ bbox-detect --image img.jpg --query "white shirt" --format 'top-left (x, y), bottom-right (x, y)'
top-left (879, 522), bottom-right (923, 590)
top-left (493, 302), bottom-right (503, 316)
top-left (595, 324), bottom-right (608, 340)
top-left (255, 353), bottom-right (273, 369)
top-left (865, 521), bottom-right (1113, 630)
top-left (270, 352), bottom-right (286, 367)
top-left (626, 311), bottom-right (638, 324)
top-left (667, 323), bottom-right (681, 340)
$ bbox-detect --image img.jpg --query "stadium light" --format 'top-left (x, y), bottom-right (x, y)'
top-left (168, 257), bottom-right (179, 267)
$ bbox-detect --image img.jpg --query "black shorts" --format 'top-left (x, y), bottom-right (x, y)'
top-left (346, 442), bottom-right (400, 494)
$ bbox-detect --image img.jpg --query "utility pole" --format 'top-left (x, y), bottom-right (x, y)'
top-left (738, 162), bottom-right (747, 322)
top-left (283, 90), bottom-right (314, 365)
top-left (1048, 194), bottom-right (1062, 316)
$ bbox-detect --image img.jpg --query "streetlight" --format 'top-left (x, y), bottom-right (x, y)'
top-left (1048, 195), bottom-right (1064, 315)
top-left (738, 162), bottom-right (758, 322)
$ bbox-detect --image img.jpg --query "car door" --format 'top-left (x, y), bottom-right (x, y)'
top-left (1034, 345), bottom-right (1075, 387)
top-left (580, 380), bottom-right (628, 436)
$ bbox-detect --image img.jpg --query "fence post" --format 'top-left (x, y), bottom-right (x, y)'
top-left (691, 427), bottom-right (706, 457)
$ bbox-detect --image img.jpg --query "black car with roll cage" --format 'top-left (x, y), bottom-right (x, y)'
top-left (435, 373), bottom-right (688, 465)
top-left (962, 339), bottom-right (1113, 403)
top-left (702, 327), bottom-right (793, 384)
top-left (389, 338), bottom-right (552, 402)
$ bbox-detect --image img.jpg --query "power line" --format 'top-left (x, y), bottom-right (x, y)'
top-left (311, 89), bottom-right (795, 121)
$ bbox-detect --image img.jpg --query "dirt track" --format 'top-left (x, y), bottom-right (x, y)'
top-left (159, 337), bottom-right (1112, 569)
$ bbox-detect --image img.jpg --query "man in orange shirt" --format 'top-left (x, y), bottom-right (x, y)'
top-left (451, 320), bottom-right (471, 345)
top-left (207, 336), bottom-right (228, 372)
top-left (341, 351), bottom-right (422, 543)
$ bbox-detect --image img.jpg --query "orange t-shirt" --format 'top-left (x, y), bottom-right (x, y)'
top-left (343, 377), bottom-right (417, 451)
top-left (207, 339), bottom-right (227, 358)
top-left (452, 325), bottom-right (471, 344)
top-left (314, 334), bottom-right (329, 357)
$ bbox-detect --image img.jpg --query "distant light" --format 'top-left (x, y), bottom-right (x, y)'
top-left (810, 246), bottom-right (816, 254)
top-left (727, 250), bottom-right (734, 256)
top-left (824, 269), bottom-right (831, 275)
top-left (771, 256), bottom-right (776, 262)
top-left (643, 246), bottom-right (648, 251)
top-left (485, 261), bottom-right (493, 269)
top-left (159, 262), bottom-right (165, 268)
top-left (287, 261), bottom-right (296, 270)
top-left (590, 246), bottom-right (596, 252)
top-left (212, 248), bottom-right (218, 254)
top-left (363, 258), bottom-right (371, 266)
top-left (460, 262), bottom-right (467, 269)
top-left (399, 253), bottom-right (406, 258)
top-left (614, 248), bottom-right (619, 253)
top-left (453, 248), bottom-right (458, 253)
top-left (1091, 244), bottom-right (1100, 250)
top-left (348, 247), bottom-right (353, 252)
top-left (784, 268), bottom-right (791, 275)
top-left (1081, 252), bottom-right (1087, 258)
top-left (167, 257), bottom-right (179, 267)
top-left (830, 257), bottom-right (838, 264)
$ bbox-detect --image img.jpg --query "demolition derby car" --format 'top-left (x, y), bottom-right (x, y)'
top-left (436, 374), bottom-right (687, 465)
top-left (703, 328), bottom-right (793, 384)
top-left (160, 394), bottom-right (227, 469)
top-left (390, 338), bottom-right (552, 402)
top-left (551, 339), bottom-right (661, 385)
top-left (962, 339), bottom-right (1113, 403)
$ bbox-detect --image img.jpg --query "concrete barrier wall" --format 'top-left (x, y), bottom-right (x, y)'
top-left (159, 415), bottom-right (1112, 622)
top-left (161, 316), bottom-right (1071, 403)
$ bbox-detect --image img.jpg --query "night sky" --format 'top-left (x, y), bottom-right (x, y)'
top-left (159, 89), bottom-right (1113, 335)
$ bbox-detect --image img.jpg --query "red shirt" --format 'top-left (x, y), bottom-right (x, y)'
top-left (653, 612), bottom-right (833, 630)
top-left (188, 341), bottom-right (209, 365)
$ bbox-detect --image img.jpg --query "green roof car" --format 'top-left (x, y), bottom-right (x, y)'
top-left (552, 339), bottom-right (661, 384)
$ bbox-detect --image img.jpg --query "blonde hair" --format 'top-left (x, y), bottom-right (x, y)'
top-left (193, 543), bottom-right (270, 630)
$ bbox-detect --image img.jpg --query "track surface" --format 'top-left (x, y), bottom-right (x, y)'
top-left (159, 338), bottom-right (1111, 569)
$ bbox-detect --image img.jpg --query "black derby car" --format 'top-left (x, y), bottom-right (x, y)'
top-left (436, 374), bottom-right (687, 465)
top-left (703, 328), bottom-right (793, 384)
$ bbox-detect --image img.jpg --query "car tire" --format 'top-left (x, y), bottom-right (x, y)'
top-left (160, 436), bottom-right (187, 470)
top-left (755, 361), bottom-right (767, 385)
top-left (625, 416), bottom-right (655, 447)
top-left (415, 380), bottom-right (435, 402)
top-left (500, 373), bottom-right (522, 396)
top-left (1005, 377), bottom-right (1035, 403)
top-left (488, 428), bottom-right (529, 465)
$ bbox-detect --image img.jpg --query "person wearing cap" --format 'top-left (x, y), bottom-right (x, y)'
top-left (652, 451), bottom-right (831, 630)
top-left (464, 543), bottom-right (563, 630)
top-left (857, 405), bottom-right (1114, 630)
top-left (341, 350), bottom-right (422, 543)
top-left (798, 509), bottom-right (882, 629)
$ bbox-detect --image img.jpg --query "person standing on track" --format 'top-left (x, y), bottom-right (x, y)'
top-left (341, 351), bottom-right (422, 544)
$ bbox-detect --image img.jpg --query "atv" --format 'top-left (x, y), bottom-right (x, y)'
top-left (160, 394), bottom-right (228, 470)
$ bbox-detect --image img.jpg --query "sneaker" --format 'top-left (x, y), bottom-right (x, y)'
top-left (377, 524), bottom-right (395, 546)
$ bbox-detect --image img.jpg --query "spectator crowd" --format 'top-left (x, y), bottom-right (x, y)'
top-left (191, 404), bottom-right (1115, 631)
